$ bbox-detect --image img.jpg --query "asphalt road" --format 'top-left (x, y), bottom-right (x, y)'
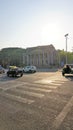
top-left (0, 71), bottom-right (73, 130)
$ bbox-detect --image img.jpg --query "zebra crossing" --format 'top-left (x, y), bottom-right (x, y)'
top-left (0, 75), bottom-right (68, 105)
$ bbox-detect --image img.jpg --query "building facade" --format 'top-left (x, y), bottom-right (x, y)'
top-left (23, 44), bottom-right (58, 68)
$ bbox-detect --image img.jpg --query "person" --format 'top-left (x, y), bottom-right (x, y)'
top-left (66, 65), bottom-right (71, 73)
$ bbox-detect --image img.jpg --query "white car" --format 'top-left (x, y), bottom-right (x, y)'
top-left (23, 66), bottom-right (36, 73)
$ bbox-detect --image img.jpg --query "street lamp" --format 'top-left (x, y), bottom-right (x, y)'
top-left (65, 33), bottom-right (68, 64)
top-left (72, 47), bottom-right (73, 52)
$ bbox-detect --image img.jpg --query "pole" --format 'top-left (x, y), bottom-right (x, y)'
top-left (72, 47), bottom-right (73, 52)
top-left (65, 34), bottom-right (68, 64)
top-left (66, 36), bottom-right (67, 64)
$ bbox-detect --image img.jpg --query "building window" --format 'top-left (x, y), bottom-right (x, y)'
top-left (44, 53), bottom-right (47, 58)
top-left (42, 60), bottom-right (43, 65)
top-left (46, 60), bottom-right (48, 64)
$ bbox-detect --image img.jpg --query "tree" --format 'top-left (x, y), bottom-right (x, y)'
top-left (0, 47), bottom-right (25, 67)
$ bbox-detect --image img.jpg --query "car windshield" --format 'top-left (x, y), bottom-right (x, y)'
top-left (9, 66), bottom-right (18, 70)
top-left (26, 66), bottom-right (30, 68)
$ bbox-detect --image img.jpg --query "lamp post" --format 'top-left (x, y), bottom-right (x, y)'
top-left (65, 33), bottom-right (68, 64)
top-left (72, 47), bottom-right (73, 52)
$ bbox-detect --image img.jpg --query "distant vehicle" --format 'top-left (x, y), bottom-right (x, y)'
top-left (7, 66), bottom-right (23, 77)
top-left (23, 65), bottom-right (36, 73)
top-left (0, 65), bottom-right (5, 74)
top-left (62, 64), bottom-right (73, 76)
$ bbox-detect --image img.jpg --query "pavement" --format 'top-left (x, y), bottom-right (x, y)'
top-left (0, 71), bottom-right (73, 130)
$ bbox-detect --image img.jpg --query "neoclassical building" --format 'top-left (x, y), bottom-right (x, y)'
top-left (23, 44), bottom-right (58, 68)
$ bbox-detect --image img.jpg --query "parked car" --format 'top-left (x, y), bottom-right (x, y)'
top-left (0, 65), bottom-right (5, 74)
top-left (23, 65), bottom-right (36, 73)
top-left (62, 64), bottom-right (73, 76)
top-left (7, 66), bottom-right (23, 77)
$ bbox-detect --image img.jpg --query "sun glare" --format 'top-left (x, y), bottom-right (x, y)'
top-left (41, 22), bottom-right (61, 42)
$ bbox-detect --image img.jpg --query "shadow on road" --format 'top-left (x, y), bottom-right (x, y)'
top-left (65, 75), bottom-right (73, 81)
top-left (0, 74), bottom-right (21, 82)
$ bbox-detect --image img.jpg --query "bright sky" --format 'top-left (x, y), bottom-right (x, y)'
top-left (0, 0), bottom-right (73, 51)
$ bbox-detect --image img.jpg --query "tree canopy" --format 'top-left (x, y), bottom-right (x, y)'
top-left (0, 47), bottom-right (25, 67)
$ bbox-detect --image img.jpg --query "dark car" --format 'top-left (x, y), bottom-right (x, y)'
top-left (62, 64), bottom-right (73, 76)
top-left (7, 66), bottom-right (23, 77)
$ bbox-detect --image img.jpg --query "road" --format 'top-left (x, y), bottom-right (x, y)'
top-left (0, 71), bottom-right (73, 130)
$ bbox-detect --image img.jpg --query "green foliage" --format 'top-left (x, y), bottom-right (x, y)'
top-left (58, 50), bottom-right (73, 66)
top-left (0, 47), bottom-right (25, 68)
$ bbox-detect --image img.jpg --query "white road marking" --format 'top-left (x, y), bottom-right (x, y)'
top-left (51, 96), bottom-right (73, 130)
top-left (44, 86), bottom-right (57, 89)
top-left (35, 79), bottom-right (61, 86)
top-left (54, 80), bottom-right (65, 84)
top-left (0, 83), bottom-right (25, 90)
top-left (34, 76), bottom-right (68, 86)
top-left (0, 82), bottom-right (57, 91)
top-left (16, 85), bottom-right (52, 93)
top-left (9, 88), bottom-right (44, 98)
top-left (48, 82), bottom-right (61, 86)
top-left (1, 92), bottom-right (34, 104)
top-left (57, 79), bottom-right (68, 81)
top-left (23, 82), bottom-right (57, 89)
top-left (35, 79), bottom-right (53, 84)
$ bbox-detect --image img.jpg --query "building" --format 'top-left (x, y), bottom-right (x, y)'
top-left (23, 44), bottom-right (58, 68)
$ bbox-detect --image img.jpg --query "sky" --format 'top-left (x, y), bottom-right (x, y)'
top-left (0, 0), bottom-right (73, 51)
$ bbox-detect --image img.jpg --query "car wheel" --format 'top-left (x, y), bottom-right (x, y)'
top-left (62, 72), bottom-right (65, 76)
top-left (12, 74), bottom-right (15, 77)
top-left (29, 70), bottom-right (32, 73)
top-left (7, 73), bottom-right (9, 77)
top-left (20, 73), bottom-right (23, 77)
